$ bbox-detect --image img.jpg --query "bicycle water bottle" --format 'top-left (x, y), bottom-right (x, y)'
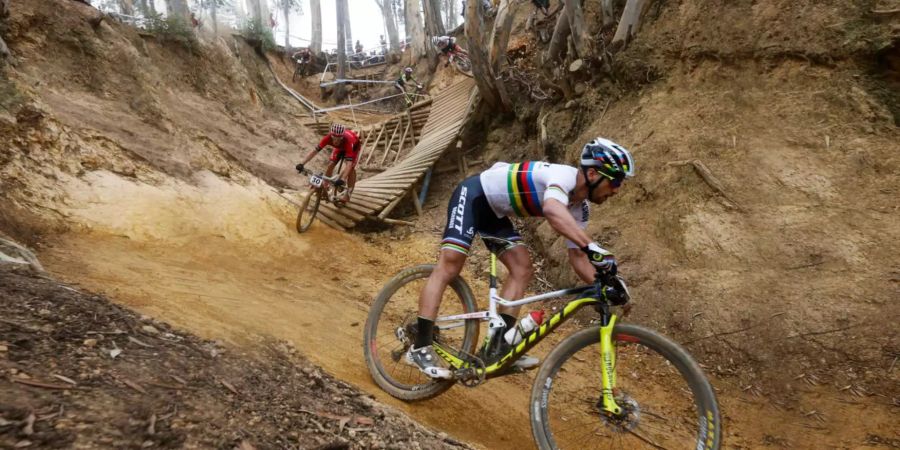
top-left (503, 310), bottom-right (545, 345)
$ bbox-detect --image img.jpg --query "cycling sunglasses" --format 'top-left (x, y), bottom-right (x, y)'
top-left (602, 172), bottom-right (625, 188)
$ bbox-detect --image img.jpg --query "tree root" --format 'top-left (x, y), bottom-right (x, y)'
top-left (667, 159), bottom-right (744, 211)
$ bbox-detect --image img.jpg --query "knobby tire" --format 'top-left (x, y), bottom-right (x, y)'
top-left (363, 265), bottom-right (480, 401)
top-left (530, 324), bottom-right (722, 450)
top-left (295, 188), bottom-right (322, 233)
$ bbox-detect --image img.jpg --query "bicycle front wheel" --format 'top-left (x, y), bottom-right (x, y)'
top-left (531, 324), bottom-right (721, 449)
top-left (453, 55), bottom-right (473, 77)
top-left (295, 188), bottom-right (322, 233)
top-left (363, 265), bottom-right (480, 401)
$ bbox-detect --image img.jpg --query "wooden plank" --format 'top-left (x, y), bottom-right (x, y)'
top-left (394, 119), bottom-right (412, 165)
top-left (410, 188), bottom-right (423, 216)
top-left (363, 122), bottom-right (387, 166)
top-left (356, 186), bottom-right (405, 195)
top-left (316, 214), bottom-right (346, 231)
top-left (359, 181), bottom-right (416, 190)
top-left (377, 194), bottom-right (405, 219)
top-left (350, 189), bottom-right (397, 201)
top-left (379, 117), bottom-right (403, 167)
top-left (380, 217), bottom-right (416, 226)
top-left (358, 176), bottom-right (421, 186)
top-left (317, 205), bottom-right (358, 228)
top-left (320, 201), bottom-right (366, 221)
top-left (360, 129), bottom-right (372, 153)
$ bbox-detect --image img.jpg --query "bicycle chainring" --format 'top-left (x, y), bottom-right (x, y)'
top-left (450, 347), bottom-right (486, 388)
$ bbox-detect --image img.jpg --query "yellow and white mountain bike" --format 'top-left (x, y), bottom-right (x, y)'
top-left (363, 237), bottom-right (722, 449)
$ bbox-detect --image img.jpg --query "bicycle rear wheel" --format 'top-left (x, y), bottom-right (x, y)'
top-left (363, 265), bottom-right (480, 401)
top-left (530, 324), bottom-right (721, 449)
top-left (295, 188), bottom-right (322, 233)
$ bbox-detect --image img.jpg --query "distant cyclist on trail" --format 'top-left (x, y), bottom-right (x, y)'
top-left (292, 47), bottom-right (314, 70)
top-left (431, 35), bottom-right (466, 67)
top-left (394, 67), bottom-right (423, 106)
top-left (295, 123), bottom-right (360, 204)
top-left (405, 138), bottom-right (635, 379)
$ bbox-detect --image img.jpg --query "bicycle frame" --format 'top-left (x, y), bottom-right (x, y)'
top-left (431, 251), bottom-right (624, 415)
top-left (301, 162), bottom-right (345, 204)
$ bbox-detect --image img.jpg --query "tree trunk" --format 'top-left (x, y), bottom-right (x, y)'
top-left (488, 0), bottom-right (513, 74)
top-left (376, 0), bottom-right (400, 53)
top-left (166, 0), bottom-right (190, 22)
top-left (566, 0), bottom-right (590, 58)
top-left (393, 1), bottom-right (404, 38)
top-left (465, 0), bottom-right (503, 110)
top-left (310, 0), bottom-right (322, 54)
top-left (283, 0), bottom-right (291, 49)
top-left (611, 0), bottom-right (650, 51)
top-left (545, 6), bottom-right (570, 63)
top-left (422, 0), bottom-right (445, 37)
top-left (233, 0), bottom-right (246, 23)
top-left (343, 6), bottom-right (352, 51)
top-left (210, 0), bottom-right (217, 35)
top-left (135, 0), bottom-right (149, 17)
top-left (450, 0), bottom-right (458, 28)
top-left (335, 0), bottom-right (348, 101)
top-left (0, 0), bottom-right (8, 61)
top-left (404, 0), bottom-right (425, 61)
top-left (423, 0), bottom-right (444, 67)
top-left (245, 0), bottom-right (260, 22)
top-left (600, 0), bottom-right (615, 27)
top-left (118, 0), bottom-right (134, 16)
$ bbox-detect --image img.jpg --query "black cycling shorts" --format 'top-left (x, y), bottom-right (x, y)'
top-left (440, 176), bottom-right (522, 256)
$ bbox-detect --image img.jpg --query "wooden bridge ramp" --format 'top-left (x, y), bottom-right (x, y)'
top-left (309, 78), bottom-right (477, 231)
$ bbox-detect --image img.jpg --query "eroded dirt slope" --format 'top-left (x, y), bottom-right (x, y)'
top-left (2, 0), bottom-right (899, 449)
top-left (0, 264), bottom-right (471, 450)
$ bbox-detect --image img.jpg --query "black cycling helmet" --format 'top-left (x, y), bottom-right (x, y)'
top-left (579, 137), bottom-right (635, 199)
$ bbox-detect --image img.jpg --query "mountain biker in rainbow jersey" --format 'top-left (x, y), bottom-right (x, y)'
top-left (406, 138), bottom-right (636, 379)
top-left (431, 36), bottom-right (464, 67)
top-left (295, 123), bottom-right (360, 204)
top-left (394, 67), bottom-right (423, 105)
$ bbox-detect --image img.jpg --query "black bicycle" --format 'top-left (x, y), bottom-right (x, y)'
top-left (295, 165), bottom-right (346, 233)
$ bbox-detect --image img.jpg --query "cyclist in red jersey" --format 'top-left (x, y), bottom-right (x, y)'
top-left (295, 123), bottom-right (360, 203)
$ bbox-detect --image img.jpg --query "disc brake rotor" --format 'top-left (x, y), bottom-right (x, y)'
top-left (597, 393), bottom-right (641, 432)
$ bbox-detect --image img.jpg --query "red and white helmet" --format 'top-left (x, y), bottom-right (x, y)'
top-left (330, 123), bottom-right (346, 136)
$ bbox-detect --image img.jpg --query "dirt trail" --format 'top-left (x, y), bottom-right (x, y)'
top-left (32, 164), bottom-right (536, 448)
top-left (39, 193), bottom-right (899, 449)
top-left (41, 230), bottom-right (538, 449)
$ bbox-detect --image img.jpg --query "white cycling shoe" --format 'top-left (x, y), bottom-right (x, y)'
top-left (512, 354), bottom-right (540, 370)
top-left (405, 345), bottom-right (454, 379)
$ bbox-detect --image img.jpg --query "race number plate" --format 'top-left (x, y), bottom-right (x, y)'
top-left (309, 175), bottom-right (324, 187)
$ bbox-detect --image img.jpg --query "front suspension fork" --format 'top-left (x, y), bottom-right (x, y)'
top-left (599, 314), bottom-right (622, 415)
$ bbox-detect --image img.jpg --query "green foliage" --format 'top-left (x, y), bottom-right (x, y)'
top-left (145, 14), bottom-right (199, 52)
top-left (241, 19), bottom-right (276, 53)
top-left (275, 0), bottom-right (304, 14)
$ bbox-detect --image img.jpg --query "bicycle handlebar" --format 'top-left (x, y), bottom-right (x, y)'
top-left (592, 272), bottom-right (631, 306)
top-left (298, 168), bottom-right (342, 183)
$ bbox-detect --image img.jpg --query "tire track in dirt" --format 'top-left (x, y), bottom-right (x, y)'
top-left (40, 227), bottom-right (540, 449)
